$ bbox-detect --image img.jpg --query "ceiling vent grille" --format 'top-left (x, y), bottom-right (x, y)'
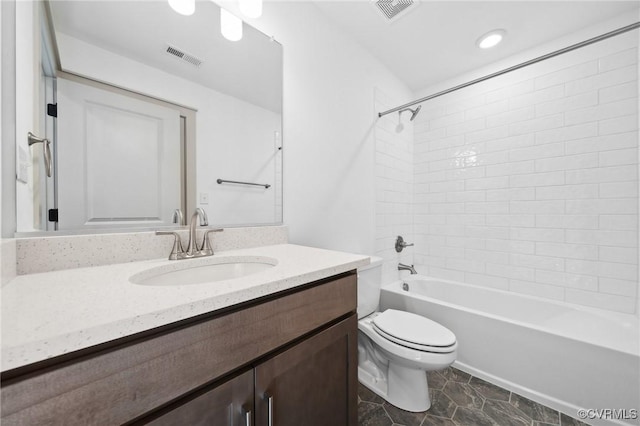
top-left (372, 0), bottom-right (417, 22)
top-left (166, 44), bottom-right (203, 68)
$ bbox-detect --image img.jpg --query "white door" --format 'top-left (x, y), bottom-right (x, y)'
top-left (56, 78), bottom-right (181, 230)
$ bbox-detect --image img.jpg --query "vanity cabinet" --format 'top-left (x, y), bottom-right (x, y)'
top-left (1, 272), bottom-right (358, 425)
top-left (146, 315), bottom-right (355, 426)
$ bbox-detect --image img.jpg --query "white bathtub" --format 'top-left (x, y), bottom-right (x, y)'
top-left (380, 276), bottom-right (640, 426)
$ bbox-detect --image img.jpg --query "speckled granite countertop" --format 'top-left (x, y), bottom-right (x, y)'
top-left (1, 244), bottom-right (369, 372)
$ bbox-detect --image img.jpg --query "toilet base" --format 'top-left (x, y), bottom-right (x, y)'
top-left (358, 363), bottom-right (431, 412)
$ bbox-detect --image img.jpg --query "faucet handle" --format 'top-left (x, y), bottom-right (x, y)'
top-left (395, 235), bottom-right (414, 253)
top-left (156, 231), bottom-right (185, 260)
top-left (199, 228), bottom-right (224, 255)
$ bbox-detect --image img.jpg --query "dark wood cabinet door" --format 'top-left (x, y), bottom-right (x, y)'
top-left (255, 315), bottom-right (358, 426)
top-left (145, 369), bottom-right (254, 426)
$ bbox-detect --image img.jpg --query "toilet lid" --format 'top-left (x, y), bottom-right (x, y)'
top-left (373, 309), bottom-right (456, 349)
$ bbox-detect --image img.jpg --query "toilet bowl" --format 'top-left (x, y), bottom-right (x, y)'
top-left (357, 257), bottom-right (457, 412)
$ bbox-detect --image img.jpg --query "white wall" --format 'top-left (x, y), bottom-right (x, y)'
top-left (412, 27), bottom-right (638, 314)
top-left (233, 2), bottom-right (412, 255)
top-left (199, 98), bottom-right (282, 226)
top-left (14, 0), bottom-right (40, 232)
top-left (1, 0), bottom-right (18, 285)
top-left (1, 1), bottom-right (4, 282)
top-left (1, 0), bottom-right (3, 233)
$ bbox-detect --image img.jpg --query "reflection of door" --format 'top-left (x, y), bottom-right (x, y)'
top-left (56, 78), bottom-right (181, 230)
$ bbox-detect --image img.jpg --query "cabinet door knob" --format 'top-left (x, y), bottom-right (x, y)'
top-left (263, 392), bottom-right (273, 426)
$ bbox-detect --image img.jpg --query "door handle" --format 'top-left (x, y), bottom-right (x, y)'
top-left (263, 392), bottom-right (273, 426)
top-left (27, 132), bottom-right (52, 177)
top-left (241, 405), bottom-right (252, 426)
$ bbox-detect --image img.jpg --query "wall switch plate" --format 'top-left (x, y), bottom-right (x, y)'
top-left (199, 192), bottom-right (209, 204)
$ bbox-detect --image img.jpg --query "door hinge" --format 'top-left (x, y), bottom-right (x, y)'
top-left (48, 208), bottom-right (59, 222)
top-left (47, 103), bottom-right (57, 118)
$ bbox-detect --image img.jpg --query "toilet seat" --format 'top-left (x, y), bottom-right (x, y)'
top-left (372, 309), bottom-right (456, 353)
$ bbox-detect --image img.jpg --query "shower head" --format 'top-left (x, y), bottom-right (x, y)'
top-left (410, 105), bottom-right (422, 120)
top-left (399, 105), bottom-right (422, 121)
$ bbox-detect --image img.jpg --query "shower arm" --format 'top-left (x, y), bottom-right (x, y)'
top-left (378, 21), bottom-right (640, 119)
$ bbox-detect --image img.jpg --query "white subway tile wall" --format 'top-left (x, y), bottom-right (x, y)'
top-left (413, 31), bottom-right (639, 314)
top-left (375, 89), bottom-right (415, 284)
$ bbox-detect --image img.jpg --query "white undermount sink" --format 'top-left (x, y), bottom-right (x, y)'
top-left (130, 256), bottom-right (278, 286)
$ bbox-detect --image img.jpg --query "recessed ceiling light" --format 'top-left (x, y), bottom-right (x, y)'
top-left (168, 0), bottom-right (194, 16)
top-left (221, 8), bottom-right (243, 42)
top-left (476, 29), bottom-right (506, 49)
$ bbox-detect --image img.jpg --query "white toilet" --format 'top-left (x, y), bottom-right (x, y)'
top-left (357, 257), bottom-right (457, 412)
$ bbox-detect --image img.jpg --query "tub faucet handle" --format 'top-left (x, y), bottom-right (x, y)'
top-left (395, 236), bottom-right (414, 252)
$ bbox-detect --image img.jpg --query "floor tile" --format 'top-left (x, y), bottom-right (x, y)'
top-left (428, 390), bottom-right (458, 418)
top-left (359, 382), bottom-right (386, 404)
top-left (469, 376), bottom-right (511, 401)
top-left (357, 367), bottom-right (573, 426)
top-left (422, 414), bottom-right (458, 426)
top-left (443, 381), bottom-right (484, 410)
top-left (560, 413), bottom-right (591, 426)
top-left (453, 407), bottom-right (500, 426)
top-left (359, 401), bottom-right (393, 426)
top-left (510, 393), bottom-right (560, 424)
top-left (427, 370), bottom-right (448, 391)
top-left (483, 399), bottom-right (533, 426)
top-left (383, 402), bottom-right (427, 426)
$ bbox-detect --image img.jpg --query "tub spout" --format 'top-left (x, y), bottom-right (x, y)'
top-left (398, 263), bottom-right (417, 274)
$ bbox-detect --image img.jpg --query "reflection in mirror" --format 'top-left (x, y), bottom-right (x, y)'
top-left (16, 0), bottom-right (283, 234)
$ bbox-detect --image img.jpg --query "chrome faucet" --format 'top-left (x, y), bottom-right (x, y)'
top-left (398, 263), bottom-right (417, 275)
top-left (186, 208), bottom-right (209, 256)
top-left (156, 208), bottom-right (224, 260)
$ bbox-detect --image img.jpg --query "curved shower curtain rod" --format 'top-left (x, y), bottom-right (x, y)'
top-left (378, 21), bottom-right (640, 118)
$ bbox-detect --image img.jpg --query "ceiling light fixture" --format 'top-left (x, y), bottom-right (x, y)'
top-left (239, 0), bottom-right (263, 19)
top-left (221, 8), bottom-right (243, 41)
top-left (476, 29), bottom-right (506, 49)
top-left (168, 0), bottom-right (195, 16)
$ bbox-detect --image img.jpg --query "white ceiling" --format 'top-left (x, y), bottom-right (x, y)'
top-left (49, 0), bottom-right (283, 112)
top-left (314, 1), bottom-right (640, 92)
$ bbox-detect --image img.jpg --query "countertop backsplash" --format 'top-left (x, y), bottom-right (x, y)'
top-left (1, 239), bottom-right (17, 288)
top-left (13, 226), bottom-right (288, 275)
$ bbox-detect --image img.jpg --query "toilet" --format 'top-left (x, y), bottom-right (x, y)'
top-left (357, 257), bottom-right (457, 412)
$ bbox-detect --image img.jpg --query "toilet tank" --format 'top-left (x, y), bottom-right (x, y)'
top-left (357, 256), bottom-right (384, 319)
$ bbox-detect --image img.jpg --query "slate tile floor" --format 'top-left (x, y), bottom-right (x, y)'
top-left (358, 367), bottom-right (591, 426)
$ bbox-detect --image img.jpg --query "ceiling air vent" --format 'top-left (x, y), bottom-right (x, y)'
top-left (166, 44), bottom-right (203, 68)
top-left (372, 0), bottom-right (418, 23)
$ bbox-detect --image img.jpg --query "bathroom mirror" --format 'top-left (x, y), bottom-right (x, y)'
top-left (16, 0), bottom-right (283, 233)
